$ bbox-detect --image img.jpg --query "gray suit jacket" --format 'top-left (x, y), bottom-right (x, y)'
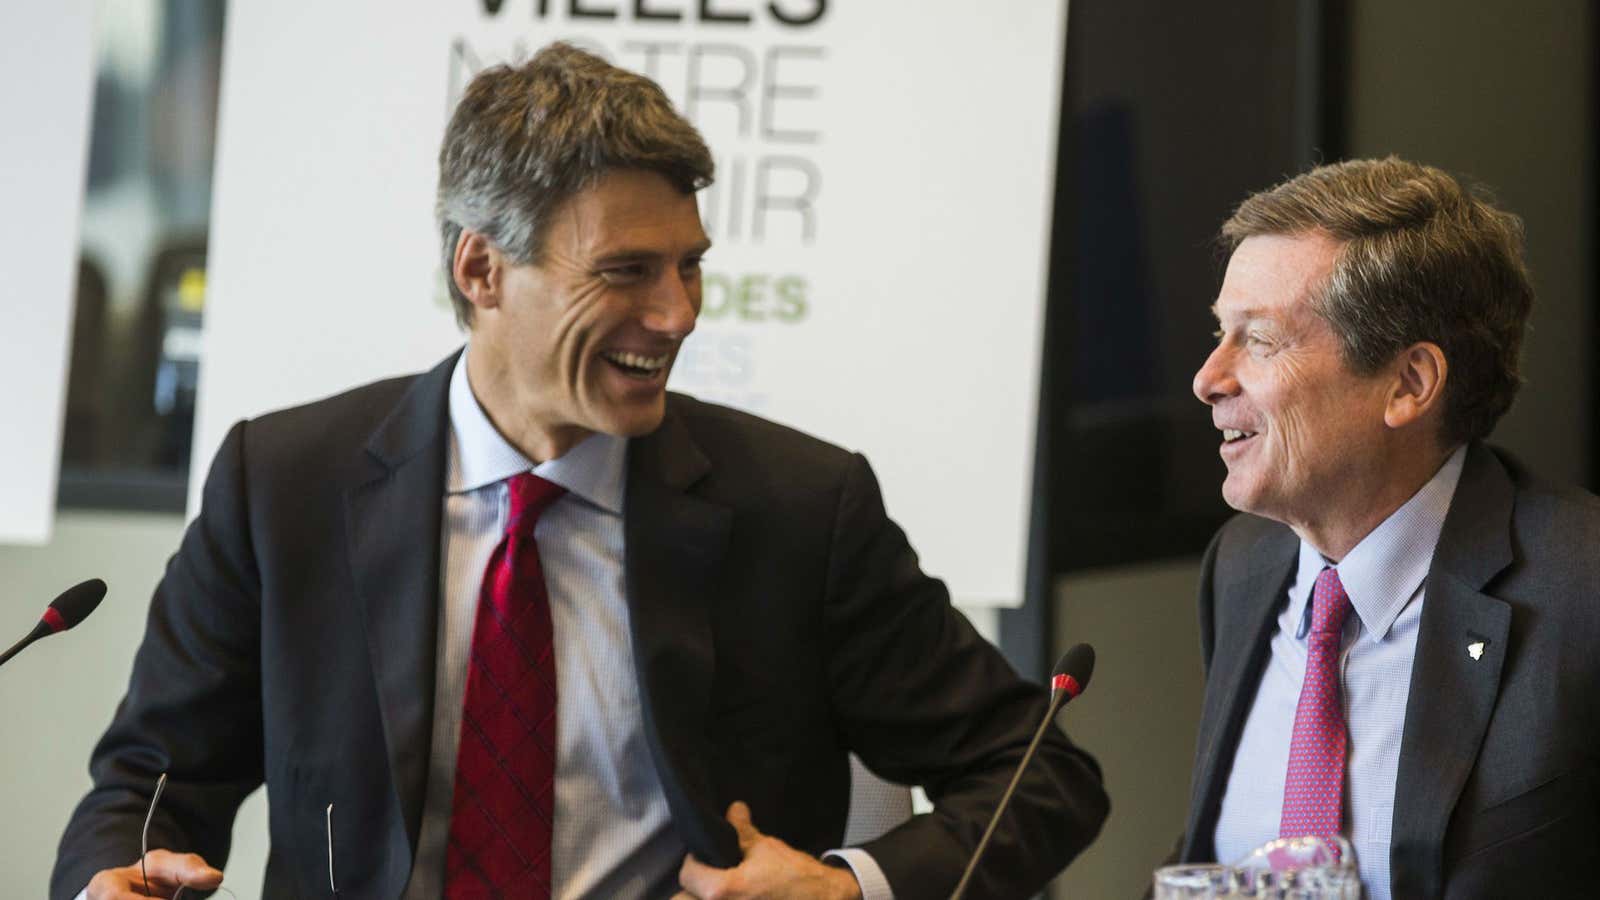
top-left (1179, 442), bottom-right (1600, 897)
top-left (53, 351), bottom-right (1108, 899)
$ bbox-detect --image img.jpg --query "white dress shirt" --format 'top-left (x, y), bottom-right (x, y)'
top-left (1213, 446), bottom-right (1466, 900)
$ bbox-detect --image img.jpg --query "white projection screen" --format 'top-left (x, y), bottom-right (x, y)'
top-left (0, 1), bottom-right (95, 545)
top-left (196, 0), bottom-right (1068, 607)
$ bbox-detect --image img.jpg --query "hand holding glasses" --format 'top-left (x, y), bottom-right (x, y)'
top-left (133, 773), bottom-right (236, 899)
top-left (87, 771), bottom-right (339, 898)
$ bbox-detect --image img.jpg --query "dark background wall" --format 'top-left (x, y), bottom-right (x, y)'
top-left (1045, 1), bottom-right (1322, 577)
top-left (1342, 0), bottom-right (1595, 487)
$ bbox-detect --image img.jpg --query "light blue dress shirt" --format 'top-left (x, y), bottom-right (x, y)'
top-left (404, 350), bottom-right (892, 899)
top-left (1212, 446), bottom-right (1467, 900)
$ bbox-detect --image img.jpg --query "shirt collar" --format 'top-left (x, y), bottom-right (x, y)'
top-left (1292, 444), bottom-right (1468, 642)
top-left (446, 347), bottom-right (626, 515)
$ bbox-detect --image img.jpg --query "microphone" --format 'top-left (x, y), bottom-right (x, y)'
top-left (949, 643), bottom-right (1096, 900)
top-left (0, 578), bottom-right (108, 669)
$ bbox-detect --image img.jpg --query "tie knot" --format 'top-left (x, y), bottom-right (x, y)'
top-left (1310, 567), bottom-right (1353, 635)
top-left (506, 473), bottom-right (566, 537)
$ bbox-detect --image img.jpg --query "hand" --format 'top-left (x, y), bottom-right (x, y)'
top-left (676, 801), bottom-right (862, 900)
top-left (85, 850), bottom-right (223, 899)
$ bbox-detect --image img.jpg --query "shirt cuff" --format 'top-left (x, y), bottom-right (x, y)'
top-left (75, 891), bottom-right (88, 900)
top-left (823, 847), bottom-right (895, 900)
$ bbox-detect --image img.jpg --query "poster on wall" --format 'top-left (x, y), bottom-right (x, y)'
top-left (196, 0), bottom-right (1068, 606)
top-left (0, 1), bottom-right (95, 545)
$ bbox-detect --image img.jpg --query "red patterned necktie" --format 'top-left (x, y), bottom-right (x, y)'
top-left (445, 473), bottom-right (566, 898)
top-left (1279, 566), bottom-right (1353, 840)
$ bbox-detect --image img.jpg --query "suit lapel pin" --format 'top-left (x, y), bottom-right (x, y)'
top-left (1467, 640), bottom-right (1485, 661)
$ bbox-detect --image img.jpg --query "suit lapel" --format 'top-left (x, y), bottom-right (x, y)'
top-left (623, 402), bottom-right (741, 867)
top-left (1183, 525), bottom-right (1298, 861)
top-left (343, 352), bottom-right (457, 865)
top-left (1390, 444), bottom-right (1514, 898)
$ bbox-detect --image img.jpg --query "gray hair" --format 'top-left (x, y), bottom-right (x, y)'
top-left (1221, 156), bottom-right (1534, 446)
top-left (435, 42), bottom-right (715, 327)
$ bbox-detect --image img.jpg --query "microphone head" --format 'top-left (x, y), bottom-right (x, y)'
top-left (42, 578), bottom-right (108, 634)
top-left (1050, 643), bottom-right (1095, 700)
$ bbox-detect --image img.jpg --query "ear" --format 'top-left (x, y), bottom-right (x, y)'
top-left (1384, 341), bottom-right (1448, 430)
top-left (451, 229), bottom-right (505, 314)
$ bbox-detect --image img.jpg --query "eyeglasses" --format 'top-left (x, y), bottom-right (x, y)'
top-left (326, 802), bottom-right (340, 896)
top-left (140, 771), bottom-right (239, 899)
top-left (140, 772), bottom-right (340, 896)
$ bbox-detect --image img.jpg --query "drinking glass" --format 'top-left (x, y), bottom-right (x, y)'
top-left (1153, 835), bottom-right (1362, 899)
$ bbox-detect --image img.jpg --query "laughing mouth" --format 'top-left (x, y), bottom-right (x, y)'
top-left (1221, 428), bottom-right (1258, 443)
top-left (600, 350), bottom-right (670, 378)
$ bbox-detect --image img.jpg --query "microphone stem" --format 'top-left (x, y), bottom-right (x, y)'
top-left (0, 621), bottom-right (50, 669)
top-left (949, 688), bottom-right (1069, 900)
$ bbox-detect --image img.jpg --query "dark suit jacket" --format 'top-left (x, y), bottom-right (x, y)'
top-left (53, 353), bottom-right (1107, 899)
top-left (1178, 442), bottom-right (1600, 897)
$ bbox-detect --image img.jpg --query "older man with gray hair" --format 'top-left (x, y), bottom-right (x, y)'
top-left (54, 42), bottom-right (1107, 900)
top-left (1179, 157), bottom-right (1600, 897)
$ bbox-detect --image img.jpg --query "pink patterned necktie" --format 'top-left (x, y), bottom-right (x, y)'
top-left (1279, 566), bottom-right (1353, 840)
top-left (445, 473), bottom-right (566, 898)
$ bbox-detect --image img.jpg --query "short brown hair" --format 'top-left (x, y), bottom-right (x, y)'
top-left (1221, 156), bottom-right (1534, 445)
top-left (435, 42), bottom-right (715, 326)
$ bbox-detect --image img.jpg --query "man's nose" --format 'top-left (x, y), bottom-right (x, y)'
top-left (1192, 342), bottom-right (1239, 405)
top-left (642, 270), bottom-right (699, 338)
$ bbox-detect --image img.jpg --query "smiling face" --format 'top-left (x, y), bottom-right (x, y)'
top-left (1192, 232), bottom-right (1398, 535)
top-left (464, 168), bottom-right (709, 461)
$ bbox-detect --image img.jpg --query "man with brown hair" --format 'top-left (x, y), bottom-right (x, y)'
top-left (1179, 156), bottom-right (1600, 897)
top-left (53, 43), bottom-right (1107, 900)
